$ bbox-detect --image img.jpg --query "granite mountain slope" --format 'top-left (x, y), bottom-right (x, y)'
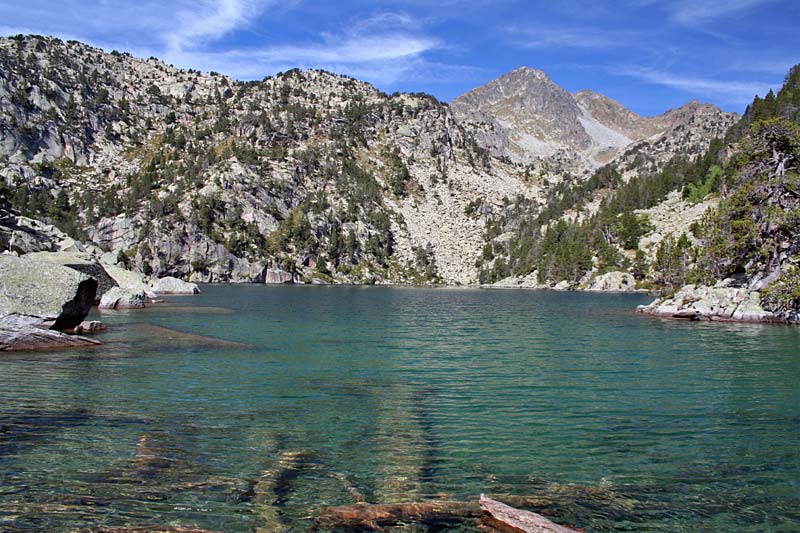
top-left (0, 35), bottom-right (736, 286)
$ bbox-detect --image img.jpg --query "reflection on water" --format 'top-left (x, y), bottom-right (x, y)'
top-left (0, 285), bottom-right (798, 531)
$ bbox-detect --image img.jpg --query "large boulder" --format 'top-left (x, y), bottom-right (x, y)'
top-left (98, 287), bottom-right (147, 310)
top-left (586, 271), bottom-right (637, 292)
top-left (103, 264), bottom-right (157, 298)
top-left (25, 251), bottom-right (118, 301)
top-left (149, 276), bottom-right (200, 294)
top-left (0, 255), bottom-right (97, 330)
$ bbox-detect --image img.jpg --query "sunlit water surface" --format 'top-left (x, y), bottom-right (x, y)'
top-left (1, 285), bottom-right (798, 531)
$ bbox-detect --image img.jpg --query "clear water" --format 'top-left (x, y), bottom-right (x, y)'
top-left (1, 285), bottom-right (798, 532)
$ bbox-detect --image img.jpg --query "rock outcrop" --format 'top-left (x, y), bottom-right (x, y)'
top-left (149, 276), bottom-right (200, 294)
top-left (24, 251), bottom-right (118, 302)
top-left (636, 282), bottom-right (797, 323)
top-left (586, 271), bottom-right (637, 292)
top-left (0, 254), bottom-right (97, 329)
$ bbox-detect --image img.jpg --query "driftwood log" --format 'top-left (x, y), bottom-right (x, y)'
top-left (315, 495), bottom-right (585, 531)
top-left (480, 495), bottom-right (581, 532)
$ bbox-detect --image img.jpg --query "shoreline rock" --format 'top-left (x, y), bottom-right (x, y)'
top-left (149, 276), bottom-right (200, 294)
top-left (99, 287), bottom-right (147, 310)
top-left (636, 282), bottom-right (798, 324)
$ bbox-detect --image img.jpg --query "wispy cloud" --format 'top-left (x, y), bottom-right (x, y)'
top-left (650, 0), bottom-right (775, 24)
top-left (507, 26), bottom-right (629, 50)
top-left (616, 65), bottom-right (775, 104)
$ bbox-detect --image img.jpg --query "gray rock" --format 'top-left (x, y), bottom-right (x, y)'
top-left (25, 251), bottom-right (118, 302)
top-left (587, 271), bottom-right (636, 292)
top-left (102, 264), bottom-right (156, 298)
top-left (0, 255), bottom-right (97, 330)
top-left (637, 284), bottom-right (779, 323)
top-left (149, 276), bottom-right (200, 294)
top-left (98, 287), bottom-right (146, 310)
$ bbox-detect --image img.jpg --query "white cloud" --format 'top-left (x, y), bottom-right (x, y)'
top-left (656, 0), bottom-right (774, 24)
top-left (616, 65), bottom-right (776, 104)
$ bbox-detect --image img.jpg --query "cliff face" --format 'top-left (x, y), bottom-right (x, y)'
top-left (0, 36), bottom-right (737, 286)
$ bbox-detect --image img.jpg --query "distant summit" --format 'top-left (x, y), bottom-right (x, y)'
top-left (451, 67), bottom-right (738, 171)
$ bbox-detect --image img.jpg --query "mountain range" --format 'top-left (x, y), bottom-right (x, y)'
top-left (0, 35), bottom-right (742, 287)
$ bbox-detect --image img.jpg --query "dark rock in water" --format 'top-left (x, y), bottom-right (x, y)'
top-left (0, 255), bottom-right (97, 330)
top-left (0, 322), bottom-right (102, 351)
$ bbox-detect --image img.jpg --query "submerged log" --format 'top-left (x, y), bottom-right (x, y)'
top-left (315, 500), bottom-right (481, 530)
top-left (480, 495), bottom-right (581, 533)
top-left (254, 450), bottom-right (315, 533)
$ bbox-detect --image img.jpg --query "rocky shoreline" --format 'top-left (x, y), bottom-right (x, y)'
top-left (1, 207), bottom-right (200, 351)
top-left (636, 282), bottom-right (799, 324)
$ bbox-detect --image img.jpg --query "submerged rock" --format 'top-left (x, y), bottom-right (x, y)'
top-left (0, 322), bottom-right (102, 351)
top-left (99, 287), bottom-right (146, 310)
top-left (149, 276), bottom-right (200, 294)
top-left (0, 254), bottom-right (97, 329)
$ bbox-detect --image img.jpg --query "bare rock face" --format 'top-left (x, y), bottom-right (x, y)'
top-left (149, 276), bottom-right (200, 294)
top-left (0, 254), bottom-right (97, 329)
top-left (263, 267), bottom-right (294, 284)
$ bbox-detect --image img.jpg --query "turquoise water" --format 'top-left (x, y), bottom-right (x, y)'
top-left (1, 285), bottom-right (798, 531)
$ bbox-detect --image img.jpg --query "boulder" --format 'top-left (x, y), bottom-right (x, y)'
top-left (25, 251), bottom-right (118, 301)
top-left (587, 271), bottom-right (637, 292)
top-left (103, 264), bottom-right (157, 298)
top-left (553, 280), bottom-right (571, 291)
top-left (149, 276), bottom-right (200, 294)
top-left (99, 287), bottom-right (146, 310)
top-left (0, 255), bottom-right (97, 330)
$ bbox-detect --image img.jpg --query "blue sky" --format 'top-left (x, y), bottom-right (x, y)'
top-left (0, 0), bottom-right (797, 115)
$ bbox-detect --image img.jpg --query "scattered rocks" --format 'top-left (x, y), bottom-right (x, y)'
top-left (149, 276), bottom-right (200, 294)
top-left (102, 264), bottom-right (157, 298)
top-left (0, 254), bottom-right (97, 330)
top-left (99, 287), bottom-right (146, 310)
